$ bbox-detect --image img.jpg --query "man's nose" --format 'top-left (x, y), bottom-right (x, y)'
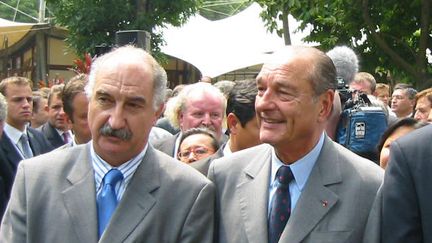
top-left (108, 106), bottom-right (126, 129)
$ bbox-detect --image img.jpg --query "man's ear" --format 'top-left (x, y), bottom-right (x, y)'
top-left (227, 113), bottom-right (240, 135)
top-left (318, 90), bottom-right (335, 123)
top-left (44, 104), bottom-right (49, 113)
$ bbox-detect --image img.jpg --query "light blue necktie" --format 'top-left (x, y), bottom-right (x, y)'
top-left (19, 133), bottom-right (33, 159)
top-left (97, 169), bottom-right (123, 238)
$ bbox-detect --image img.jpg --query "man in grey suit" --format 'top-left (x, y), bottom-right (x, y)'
top-left (0, 46), bottom-right (215, 242)
top-left (191, 79), bottom-right (261, 175)
top-left (380, 124), bottom-right (432, 242)
top-left (153, 82), bottom-right (227, 158)
top-left (208, 46), bottom-right (383, 243)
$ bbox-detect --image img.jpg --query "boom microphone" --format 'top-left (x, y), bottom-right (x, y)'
top-left (326, 46), bottom-right (359, 88)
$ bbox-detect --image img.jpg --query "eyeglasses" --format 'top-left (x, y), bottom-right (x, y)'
top-left (178, 147), bottom-right (214, 159)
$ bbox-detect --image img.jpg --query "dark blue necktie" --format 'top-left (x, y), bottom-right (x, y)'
top-left (97, 169), bottom-right (123, 237)
top-left (269, 166), bottom-right (294, 243)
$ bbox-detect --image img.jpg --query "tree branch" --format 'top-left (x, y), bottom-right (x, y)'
top-left (361, 0), bottom-right (418, 79)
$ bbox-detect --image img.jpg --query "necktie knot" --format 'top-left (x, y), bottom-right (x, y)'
top-left (20, 133), bottom-right (28, 143)
top-left (276, 166), bottom-right (294, 185)
top-left (62, 132), bottom-right (70, 144)
top-left (103, 169), bottom-right (123, 187)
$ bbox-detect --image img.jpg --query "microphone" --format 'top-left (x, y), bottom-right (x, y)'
top-left (326, 46), bottom-right (359, 88)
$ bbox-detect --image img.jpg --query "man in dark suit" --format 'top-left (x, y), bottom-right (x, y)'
top-left (191, 79), bottom-right (261, 175)
top-left (153, 82), bottom-right (227, 158)
top-left (208, 46), bottom-right (383, 243)
top-left (381, 124), bottom-right (432, 242)
top-left (0, 46), bottom-right (215, 242)
top-left (39, 84), bottom-right (73, 148)
top-left (0, 92), bottom-right (13, 220)
top-left (0, 77), bottom-right (53, 220)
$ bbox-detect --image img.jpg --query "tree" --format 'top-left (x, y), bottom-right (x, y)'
top-left (255, 0), bottom-right (432, 89)
top-left (45, 0), bottom-right (201, 59)
top-left (0, 0), bottom-right (39, 23)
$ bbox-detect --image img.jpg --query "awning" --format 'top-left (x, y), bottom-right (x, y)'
top-left (160, 3), bottom-right (315, 78)
top-left (0, 18), bottom-right (48, 50)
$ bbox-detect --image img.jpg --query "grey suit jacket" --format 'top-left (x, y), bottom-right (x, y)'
top-left (154, 132), bottom-right (229, 158)
top-left (0, 144), bottom-right (215, 243)
top-left (190, 143), bottom-right (225, 176)
top-left (381, 124), bottom-right (432, 243)
top-left (208, 136), bottom-right (383, 243)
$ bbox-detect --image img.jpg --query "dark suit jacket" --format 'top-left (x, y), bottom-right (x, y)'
top-left (0, 144), bottom-right (215, 242)
top-left (381, 124), bottom-right (432, 243)
top-left (0, 128), bottom-right (54, 171)
top-left (0, 149), bottom-right (14, 220)
top-left (38, 122), bottom-right (65, 149)
top-left (208, 136), bottom-right (384, 243)
top-left (0, 127), bottom-right (54, 219)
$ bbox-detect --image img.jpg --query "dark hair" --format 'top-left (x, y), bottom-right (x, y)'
top-left (377, 117), bottom-right (428, 157)
top-left (226, 79), bottom-right (257, 128)
top-left (179, 127), bottom-right (220, 152)
top-left (62, 74), bottom-right (88, 122)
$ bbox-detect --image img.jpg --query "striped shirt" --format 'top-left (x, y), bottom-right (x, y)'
top-left (91, 143), bottom-right (148, 201)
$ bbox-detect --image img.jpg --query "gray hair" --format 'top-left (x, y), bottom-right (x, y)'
top-left (0, 93), bottom-right (7, 121)
top-left (86, 45), bottom-right (167, 110)
top-left (164, 82), bottom-right (226, 129)
top-left (269, 46), bottom-right (337, 98)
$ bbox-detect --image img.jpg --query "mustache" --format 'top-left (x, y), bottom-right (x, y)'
top-left (198, 124), bottom-right (216, 132)
top-left (99, 123), bottom-right (132, 141)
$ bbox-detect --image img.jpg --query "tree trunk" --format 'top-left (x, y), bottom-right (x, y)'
top-left (282, 9), bottom-right (291, 45)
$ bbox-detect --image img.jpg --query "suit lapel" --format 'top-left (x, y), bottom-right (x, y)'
top-left (280, 137), bottom-right (342, 243)
top-left (101, 146), bottom-right (160, 242)
top-left (237, 145), bottom-right (272, 243)
top-left (61, 144), bottom-right (98, 243)
top-left (27, 129), bottom-right (41, 155)
top-left (0, 133), bottom-right (23, 169)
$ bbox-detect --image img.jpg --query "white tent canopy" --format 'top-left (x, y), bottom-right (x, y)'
top-left (160, 3), bottom-right (313, 78)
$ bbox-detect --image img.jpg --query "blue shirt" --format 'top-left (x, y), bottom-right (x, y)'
top-left (91, 143), bottom-right (148, 202)
top-left (268, 133), bottom-right (325, 214)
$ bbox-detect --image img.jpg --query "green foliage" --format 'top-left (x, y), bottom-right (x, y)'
top-left (255, 0), bottom-right (432, 89)
top-left (46, 0), bottom-right (201, 59)
top-left (0, 0), bottom-right (38, 22)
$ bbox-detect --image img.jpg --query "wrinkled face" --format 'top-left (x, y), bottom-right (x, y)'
top-left (255, 58), bottom-right (332, 154)
top-left (70, 92), bottom-right (91, 144)
top-left (178, 133), bottom-right (216, 163)
top-left (88, 59), bottom-right (162, 166)
top-left (232, 114), bottom-right (261, 151)
top-left (5, 83), bottom-right (33, 131)
top-left (375, 89), bottom-right (390, 106)
top-left (414, 96), bottom-right (431, 122)
top-left (379, 126), bottom-right (415, 169)
top-left (48, 94), bottom-right (68, 131)
top-left (391, 89), bottom-right (414, 117)
top-left (179, 93), bottom-right (224, 139)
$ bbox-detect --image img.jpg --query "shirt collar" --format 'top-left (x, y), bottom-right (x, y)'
top-left (270, 132), bottom-right (325, 191)
top-left (91, 142), bottom-right (148, 191)
top-left (4, 123), bottom-right (28, 144)
top-left (223, 139), bottom-right (232, 155)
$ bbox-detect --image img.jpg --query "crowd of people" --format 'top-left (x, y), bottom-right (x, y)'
top-left (0, 44), bottom-right (431, 242)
